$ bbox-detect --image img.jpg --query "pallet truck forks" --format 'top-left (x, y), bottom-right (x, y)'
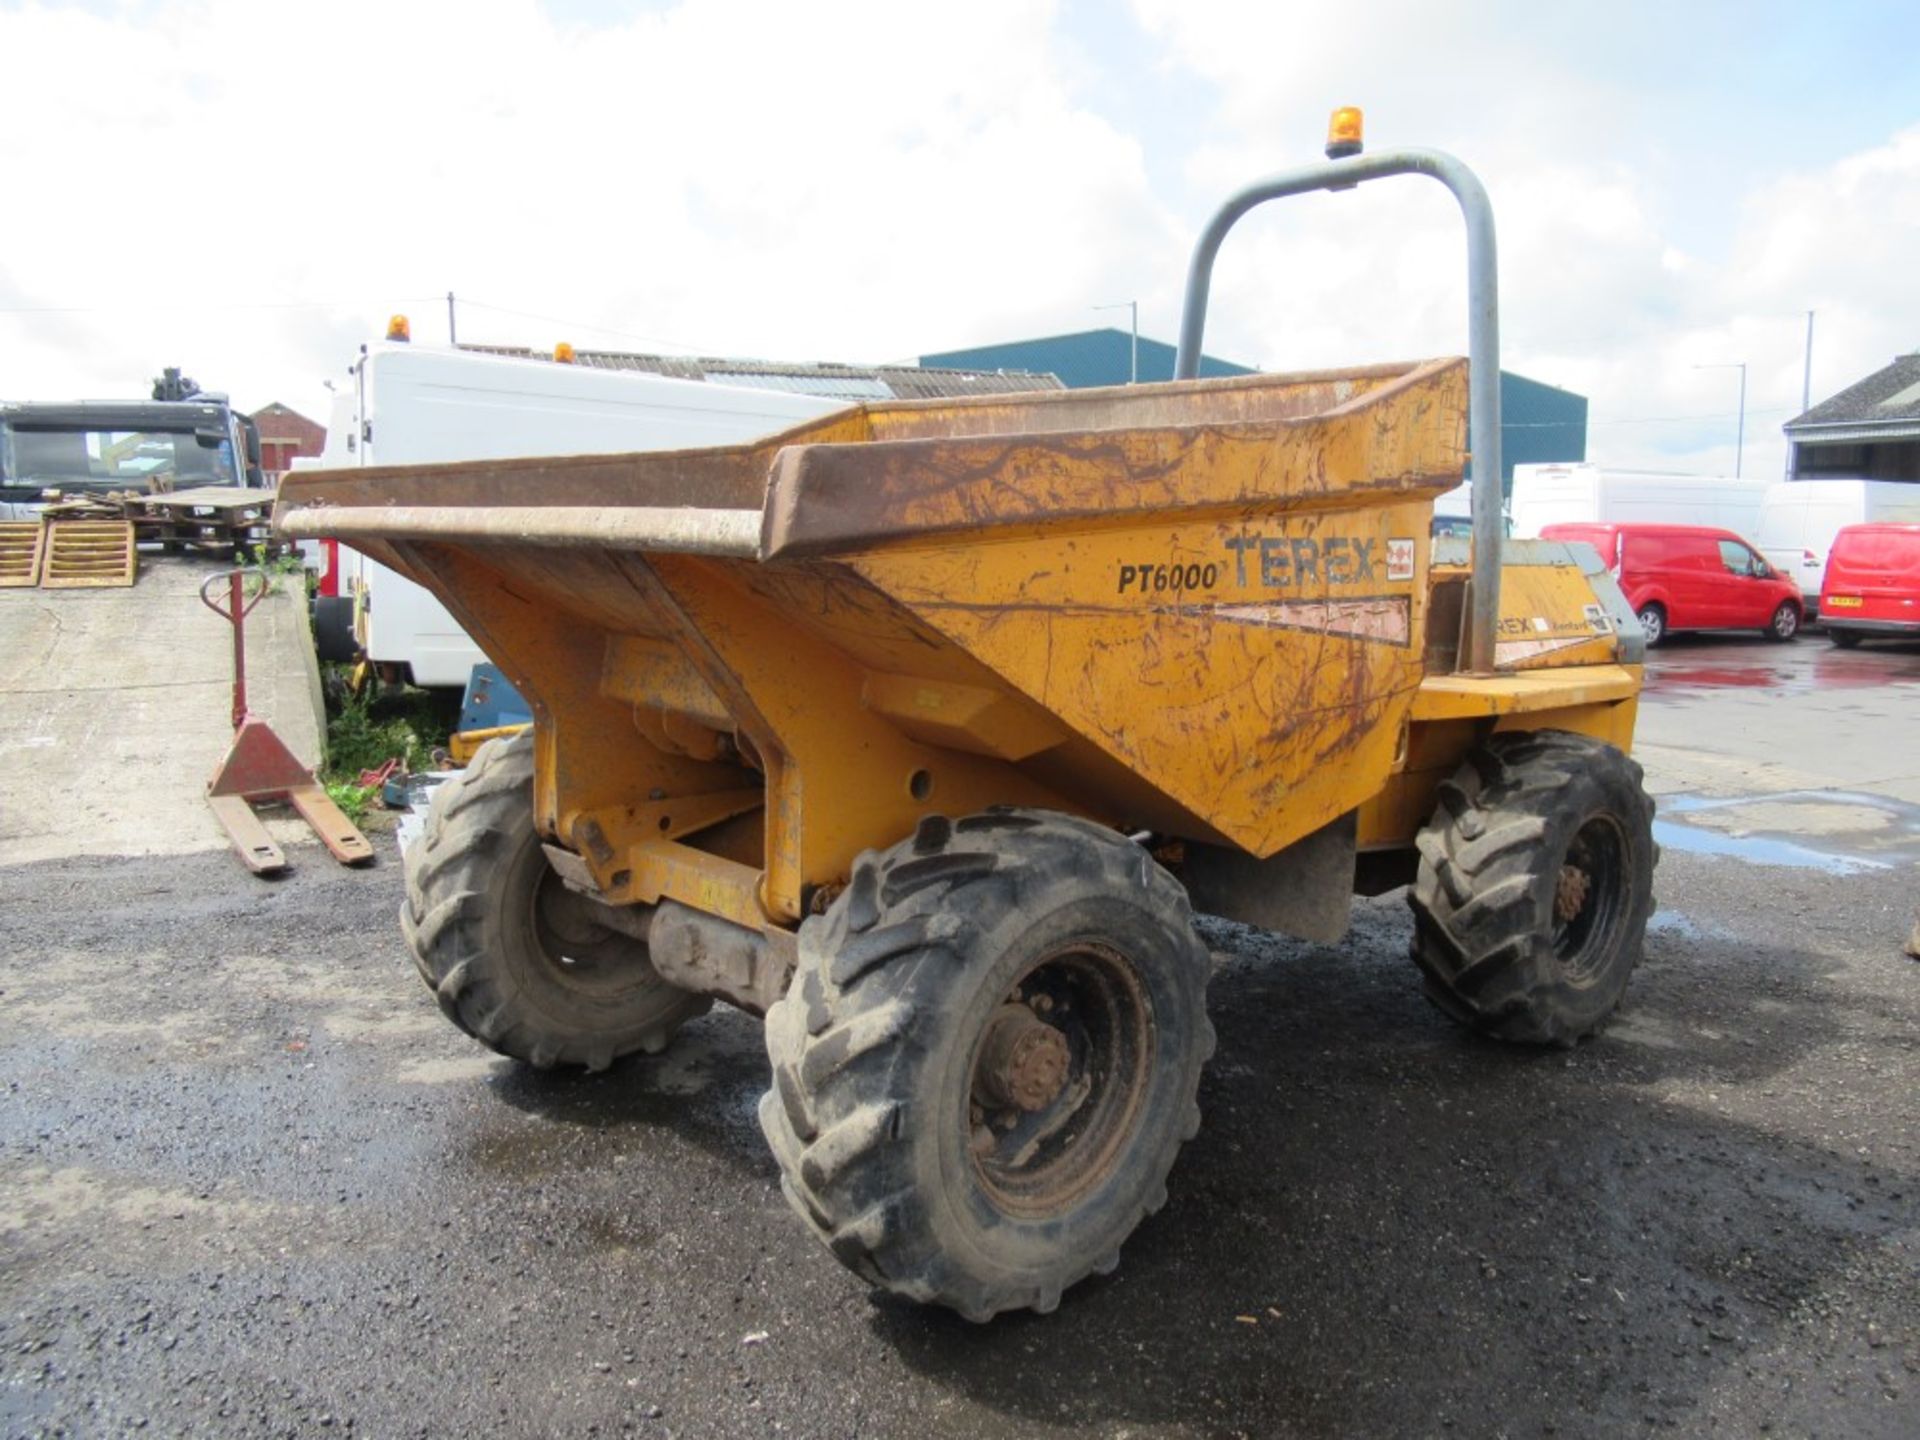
top-left (201, 568), bottom-right (374, 874)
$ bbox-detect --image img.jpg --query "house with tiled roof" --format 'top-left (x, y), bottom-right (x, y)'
top-left (1784, 352), bottom-right (1920, 480)
top-left (250, 401), bottom-right (326, 481)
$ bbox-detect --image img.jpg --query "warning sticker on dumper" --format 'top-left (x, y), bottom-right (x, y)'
top-left (1386, 538), bottom-right (1415, 581)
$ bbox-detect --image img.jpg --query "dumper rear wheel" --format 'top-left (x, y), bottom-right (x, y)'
top-left (760, 809), bottom-right (1213, 1322)
top-left (1408, 731), bottom-right (1654, 1046)
top-left (401, 732), bottom-right (710, 1070)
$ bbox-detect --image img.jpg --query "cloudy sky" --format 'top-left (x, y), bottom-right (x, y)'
top-left (2, 0), bottom-right (1915, 480)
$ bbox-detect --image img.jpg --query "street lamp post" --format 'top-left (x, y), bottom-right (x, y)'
top-left (1094, 300), bottom-right (1139, 383)
top-left (1695, 361), bottom-right (1747, 478)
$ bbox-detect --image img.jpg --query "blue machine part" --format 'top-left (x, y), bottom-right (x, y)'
top-left (457, 663), bottom-right (533, 735)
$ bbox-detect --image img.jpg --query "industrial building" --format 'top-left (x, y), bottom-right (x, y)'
top-left (923, 328), bottom-right (1588, 489)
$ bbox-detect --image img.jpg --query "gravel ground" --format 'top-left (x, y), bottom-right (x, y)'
top-left (2, 640), bottom-right (1916, 1440)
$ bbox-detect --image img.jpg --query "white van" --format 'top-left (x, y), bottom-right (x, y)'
top-left (1755, 479), bottom-right (1920, 610)
top-left (316, 344), bottom-right (845, 687)
top-left (1510, 462), bottom-right (1771, 540)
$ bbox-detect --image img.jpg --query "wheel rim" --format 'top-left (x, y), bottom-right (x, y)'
top-left (523, 863), bottom-right (646, 999)
top-left (1638, 608), bottom-right (1662, 643)
top-left (1551, 815), bottom-right (1628, 986)
top-left (1775, 605), bottom-right (1797, 638)
top-left (964, 941), bottom-right (1154, 1220)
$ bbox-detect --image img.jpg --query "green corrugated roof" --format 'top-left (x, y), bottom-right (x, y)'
top-left (920, 329), bottom-right (1252, 387)
top-left (919, 331), bottom-right (1585, 485)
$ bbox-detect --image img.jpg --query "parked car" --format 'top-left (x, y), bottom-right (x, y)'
top-left (1819, 523), bottom-right (1920, 648)
top-left (1538, 522), bottom-right (1802, 646)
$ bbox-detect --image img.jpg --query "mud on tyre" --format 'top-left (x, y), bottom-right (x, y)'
top-left (760, 808), bottom-right (1214, 1322)
top-left (1409, 730), bottom-right (1655, 1046)
top-left (401, 731), bottom-right (710, 1070)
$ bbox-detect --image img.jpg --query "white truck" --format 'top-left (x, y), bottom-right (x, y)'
top-left (1509, 462), bottom-right (1772, 540)
top-left (312, 343), bottom-right (845, 687)
top-left (1754, 479), bottom-right (1920, 611)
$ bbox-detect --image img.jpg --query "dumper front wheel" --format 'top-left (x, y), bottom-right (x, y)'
top-left (760, 809), bottom-right (1213, 1322)
top-left (1408, 731), bottom-right (1655, 1046)
top-left (401, 732), bottom-right (710, 1070)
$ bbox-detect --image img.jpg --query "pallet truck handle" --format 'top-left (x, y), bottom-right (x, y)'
top-left (198, 567), bottom-right (271, 622)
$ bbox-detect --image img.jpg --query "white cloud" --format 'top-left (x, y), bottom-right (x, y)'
top-left (1132, 1), bottom-right (1920, 482)
top-left (0, 0), bottom-right (1179, 416)
top-left (0, 0), bottom-right (1913, 499)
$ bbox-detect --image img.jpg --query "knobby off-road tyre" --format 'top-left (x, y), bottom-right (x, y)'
top-left (401, 732), bottom-right (710, 1070)
top-left (760, 809), bottom-right (1214, 1322)
top-left (1409, 730), bottom-right (1655, 1046)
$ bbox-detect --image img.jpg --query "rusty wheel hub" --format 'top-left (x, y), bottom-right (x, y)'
top-left (1554, 863), bottom-right (1591, 923)
top-left (973, 1004), bottom-right (1071, 1113)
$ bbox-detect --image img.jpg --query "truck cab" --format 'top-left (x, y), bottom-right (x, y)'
top-left (0, 398), bottom-right (264, 520)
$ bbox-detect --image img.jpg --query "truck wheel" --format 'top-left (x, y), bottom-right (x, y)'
top-left (401, 732), bottom-right (710, 1070)
top-left (1408, 731), bottom-right (1655, 1046)
top-left (1829, 629), bottom-right (1863, 649)
top-left (760, 809), bottom-right (1214, 1322)
top-left (1763, 601), bottom-right (1801, 642)
top-left (1635, 602), bottom-right (1666, 647)
top-left (312, 594), bottom-right (359, 664)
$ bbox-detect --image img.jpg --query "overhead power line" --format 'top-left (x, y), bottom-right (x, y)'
top-left (0, 297), bottom-right (446, 315)
top-left (1501, 408), bottom-right (1794, 429)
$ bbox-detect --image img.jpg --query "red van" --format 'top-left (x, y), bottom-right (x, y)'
top-left (1820, 523), bottom-right (1920, 648)
top-left (1537, 523), bottom-right (1802, 646)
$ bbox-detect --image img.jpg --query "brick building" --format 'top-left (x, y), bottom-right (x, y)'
top-left (250, 402), bottom-right (327, 481)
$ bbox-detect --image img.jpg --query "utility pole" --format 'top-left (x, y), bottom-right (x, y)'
top-left (1094, 300), bottom-right (1139, 383)
top-left (1694, 361), bottom-right (1748, 478)
top-left (1801, 310), bottom-right (1815, 413)
top-left (447, 291), bottom-right (458, 346)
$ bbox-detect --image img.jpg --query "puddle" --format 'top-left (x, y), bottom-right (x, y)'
top-left (1653, 790), bottom-right (1920, 875)
top-left (1647, 662), bottom-right (1790, 693)
top-left (1646, 644), bottom-right (1920, 697)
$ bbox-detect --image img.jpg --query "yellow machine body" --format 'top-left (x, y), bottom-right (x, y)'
top-left (276, 358), bottom-right (1642, 938)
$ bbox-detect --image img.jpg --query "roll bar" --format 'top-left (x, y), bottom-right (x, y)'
top-left (1174, 147), bottom-right (1504, 676)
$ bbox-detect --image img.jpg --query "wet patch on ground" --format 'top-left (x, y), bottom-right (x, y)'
top-left (1654, 790), bottom-right (1920, 874)
top-left (1644, 635), bottom-right (1920, 697)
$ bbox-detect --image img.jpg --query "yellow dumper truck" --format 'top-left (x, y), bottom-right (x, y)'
top-left (277, 118), bottom-right (1655, 1322)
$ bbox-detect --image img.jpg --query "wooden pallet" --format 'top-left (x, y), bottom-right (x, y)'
top-left (40, 520), bottom-right (138, 588)
top-left (0, 522), bottom-right (45, 586)
top-left (125, 487), bottom-right (283, 556)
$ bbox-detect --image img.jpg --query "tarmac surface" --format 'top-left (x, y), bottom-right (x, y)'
top-left (2, 630), bottom-right (1916, 1439)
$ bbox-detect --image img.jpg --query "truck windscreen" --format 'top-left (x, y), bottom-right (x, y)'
top-left (2, 424), bottom-right (238, 494)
